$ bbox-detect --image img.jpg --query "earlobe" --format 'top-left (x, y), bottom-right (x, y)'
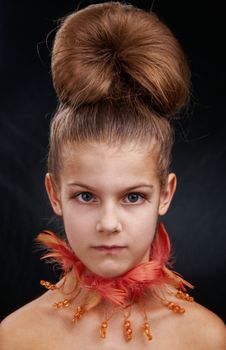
top-left (158, 173), bottom-right (177, 216)
top-left (45, 173), bottom-right (62, 216)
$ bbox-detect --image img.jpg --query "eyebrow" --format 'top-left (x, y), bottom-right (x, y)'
top-left (67, 182), bottom-right (154, 192)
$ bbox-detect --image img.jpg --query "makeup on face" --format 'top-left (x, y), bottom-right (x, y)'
top-left (49, 142), bottom-right (167, 278)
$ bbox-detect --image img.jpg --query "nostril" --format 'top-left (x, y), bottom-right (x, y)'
top-left (95, 205), bottom-right (122, 233)
top-left (95, 219), bottom-right (122, 233)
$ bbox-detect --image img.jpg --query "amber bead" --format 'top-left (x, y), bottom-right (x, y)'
top-left (40, 280), bottom-right (57, 291)
top-left (63, 299), bottom-right (70, 307)
top-left (143, 322), bottom-right (152, 341)
top-left (166, 301), bottom-right (185, 314)
top-left (53, 298), bottom-right (70, 309)
top-left (124, 319), bottom-right (133, 341)
top-left (179, 307), bottom-right (185, 314)
top-left (124, 320), bottom-right (131, 327)
top-left (176, 290), bottom-right (194, 302)
top-left (72, 306), bottom-right (84, 323)
top-left (100, 321), bottom-right (108, 339)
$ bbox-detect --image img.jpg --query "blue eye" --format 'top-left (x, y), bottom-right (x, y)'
top-left (126, 193), bottom-right (144, 203)
top-left (77, 192), bottom-right (94, 202)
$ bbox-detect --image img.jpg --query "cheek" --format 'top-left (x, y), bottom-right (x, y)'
top-left (126, 209), bottom-right (158, 250)
top-left (134, 219), bottom-right (157, 249)
top-left (62, 206), bottom-right (95, 247)
top-left (129, 201), bottom-right (159, 229)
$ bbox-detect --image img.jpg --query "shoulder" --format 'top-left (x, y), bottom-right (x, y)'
top-left (181, 300), bottom-right (226, 350)
top-left (0, 293), bottom-right (53, 350)
top-left (151, 288), bottom-right (226, 350)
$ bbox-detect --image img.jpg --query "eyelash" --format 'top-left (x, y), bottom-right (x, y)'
top-left (73, 191), bottom-right (147, 204)
top-left (124, 193), bottom-right (146, 204)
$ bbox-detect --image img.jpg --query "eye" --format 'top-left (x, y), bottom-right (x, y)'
top-left (76, 192), bottom-right (94, 203)
top-left (124, 192), bottom-right (145, 204)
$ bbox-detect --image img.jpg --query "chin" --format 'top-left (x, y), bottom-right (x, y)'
top-left (90, 264), bottom-right (132, 279)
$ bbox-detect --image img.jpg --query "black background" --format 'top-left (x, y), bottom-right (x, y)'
top-left (1, 1), bottom-right (226, 322)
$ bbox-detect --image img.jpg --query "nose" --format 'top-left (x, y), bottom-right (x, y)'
top-left (95, 203), bottom-right (122, 234)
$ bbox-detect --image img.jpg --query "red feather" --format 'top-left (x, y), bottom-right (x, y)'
top-left (37, 223), bottom-right (193, 307)
top-left (36, 231), bottom-right (78, 273)
top-left (150, 222), bottom-right (171, 264)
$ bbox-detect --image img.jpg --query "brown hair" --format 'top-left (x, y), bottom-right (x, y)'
top-left (48, 2), bottom-right (190, 187)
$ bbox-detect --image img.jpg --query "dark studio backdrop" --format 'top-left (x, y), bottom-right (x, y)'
top-left (0, 1), bottom-right (226, 322)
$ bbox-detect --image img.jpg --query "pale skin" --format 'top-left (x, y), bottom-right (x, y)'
top-left (1, 141), bottom-right (225, 350)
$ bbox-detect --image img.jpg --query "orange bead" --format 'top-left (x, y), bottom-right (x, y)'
top-left (143, 322), bottom-right (153, 341)
top-left (63, 299), bottom-right (70, 307)
top-left (126, 328), bottom-right (132, 335)
top-left (40, 280), bottom-right (57, 290)
top-left (124, 320), bottom-right (131, 327)
top-left (167, 302), bottom-right (174, 310)
top-left (176, 290), bottom-right (194, 303)
top-left (72, 306), bottom-right (84, 323)
top-left (100, 332), bottom-right (106, 339)
top-left (144, 322), bottom-right (149, 329)
top-left (100, 321), bottom-right (108, 339)
top-left (124, 319), bottom-right (133, 341)
top-left (126, 334), bottom-right (132, 341)
top-left (173, 305), bottom-right (180, 313)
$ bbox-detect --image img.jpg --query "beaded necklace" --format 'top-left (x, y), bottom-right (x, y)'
top-left (37, 222), bottom-right (194, 342)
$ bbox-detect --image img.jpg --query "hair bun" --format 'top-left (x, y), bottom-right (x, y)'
top-left (51, 3), bottom-right (190, 116)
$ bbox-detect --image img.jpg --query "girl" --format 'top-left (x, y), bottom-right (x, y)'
top-left (1, 2), bottom-right (225, 349)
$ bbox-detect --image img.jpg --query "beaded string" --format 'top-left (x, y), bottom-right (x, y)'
top-left (139, 300), bottom-right (153, 341)
top-left (123, 306), bottom-right (133, 341)
top-left (99, 303), bottom-right (124, 339)
top-left (99, 308), bottom-right (114, 339)
top-left (176, 290), bottom-right (194, 302)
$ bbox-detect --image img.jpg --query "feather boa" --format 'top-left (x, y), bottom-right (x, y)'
top-left (37, 222), bottom-right (193, 307)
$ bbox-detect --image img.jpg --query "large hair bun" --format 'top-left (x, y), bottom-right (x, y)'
top-left (51, 2), bottom-right (190, 117)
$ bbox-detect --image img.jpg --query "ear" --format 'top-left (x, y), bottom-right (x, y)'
top-left (45, 173), bottom-right (62, 216)
top-left (158, 173), bottom-right (177, 216)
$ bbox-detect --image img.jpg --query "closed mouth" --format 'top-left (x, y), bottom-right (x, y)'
top-left (92, 245), bottom-right (127, 253)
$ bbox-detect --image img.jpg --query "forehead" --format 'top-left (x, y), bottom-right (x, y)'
top-left (60, 141), bottom-right (159, 184)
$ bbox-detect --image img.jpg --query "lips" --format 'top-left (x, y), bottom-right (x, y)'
top-left (92, 245), bottom-right (127, 254)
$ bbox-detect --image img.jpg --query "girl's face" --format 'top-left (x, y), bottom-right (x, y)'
top-left (46, 142), bottom-right (176, 278)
